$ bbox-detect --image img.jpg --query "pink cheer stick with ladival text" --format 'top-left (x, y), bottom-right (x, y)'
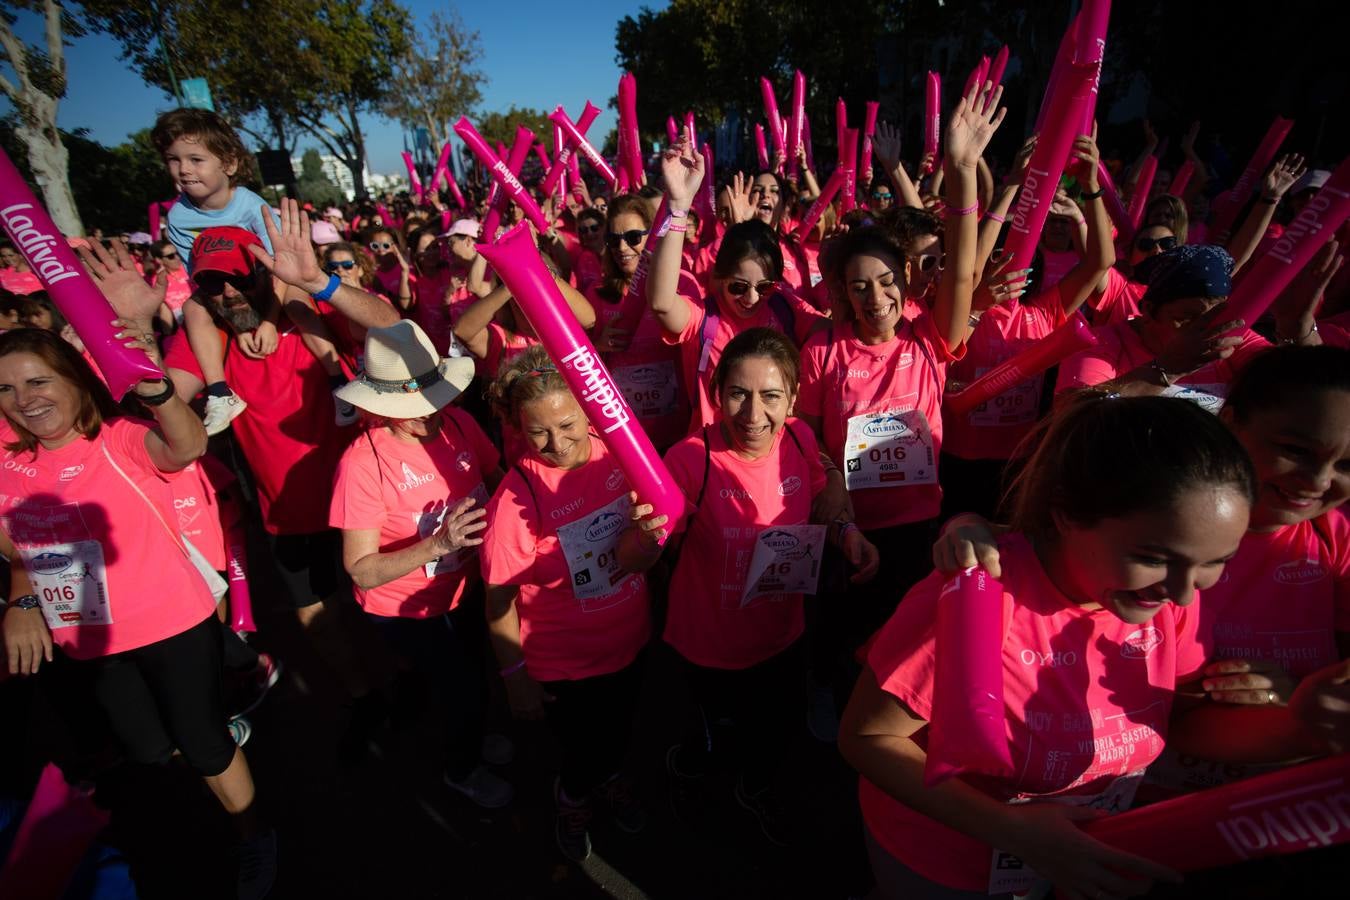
top-left (453, 117), bottom-right (549, 233)
top-left (480, 126), bottom-right (536, 244)
top-left (946, 317), bottom-right (1099, 416)
top-left (923, 567), bottom-right (1014, 787)
top-left (478, 224), bottom-right (686, 539)
top-left (922, 72), bottom-right (941, 173)
top-left (794, 166), bottom-right (847, 242)
top-left (1208, 115), bottom-right (1294, 240)
top-left (788, 70), bottom-right (806, 181)
top-left (859, 101), bottom-right (879, 185)
top-left (540, 104), bottom-right (602, 199)
top-left (0, 149), bottom-right (163, 397)
top-left (1222, 154), bottom-right (1350, 331)
top-left (551, 106), bottom-right (618, 189)
top-left (1085, 753), bottom-right (1350, 871)
top-left (226, 524), bottom-right (256, 634)
top-left (840, 128), bottom-right (859, 215)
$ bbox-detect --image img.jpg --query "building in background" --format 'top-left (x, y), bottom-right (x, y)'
top-left (289, 153), bottom-right (370, 201)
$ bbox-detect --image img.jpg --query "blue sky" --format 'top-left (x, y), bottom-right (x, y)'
top-left (2, 0), bottom-right (657, 174)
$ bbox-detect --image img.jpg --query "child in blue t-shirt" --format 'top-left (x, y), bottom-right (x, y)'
top-left (151, 108), bottom-right (353, 434)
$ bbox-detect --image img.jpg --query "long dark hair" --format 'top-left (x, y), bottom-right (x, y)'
top-left (0, 328), bottom-right (121, 455)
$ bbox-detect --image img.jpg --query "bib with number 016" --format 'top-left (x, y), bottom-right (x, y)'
top-left (20, 540), bottom-right (113, 631)
top-left (414, 483), bottom-right (491, 578)
top-left (843, 409), bottom-right (936, 491)
top-left (967, 367), bottom-right (1043, 428)
top-left (740, 524), bottom-right (826, 607)
top-left (555, 493), bottom-right (633, 606)
top-left (612, 360), bottom-right (679, 418)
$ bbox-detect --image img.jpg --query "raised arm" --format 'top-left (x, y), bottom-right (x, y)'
top-left (873, 121), bottom-right (924, 210)
top-left (976, 134), bottom-right (1037, 269)
top-left (452, 281), bottom-right (513, 359)
top-left (648, 136), bottom-right (705, 335)
top-left (1227, 154), bottom-right (1306, 275)
top-left (1056, 134), bottom-right (1115, 318)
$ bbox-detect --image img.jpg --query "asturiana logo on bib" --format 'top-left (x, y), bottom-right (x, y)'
top-left (397, 462), bottom-right (435, 492)
top-left (0, 204), bottom-right (81, 285)
top-left (761, 530), bottom-right (800, 553)
top-left (1121, 625), bottom-right (1164, 659)
top-left (778, 475), bottom-right (802, 496)
top-left (1274, 558), bottom-right (1327, 585)
top-left (627, 366), bottom-right (666, 386)
top-left (585, 511), bottom-right (623, 542)
top-left (31, 551), bottom-right (74, 575)
top-left (862, 416), bottom-right (909, 440)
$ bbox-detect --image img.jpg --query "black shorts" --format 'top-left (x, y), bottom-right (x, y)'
top-left (266, 530), bottom-right (341, 608)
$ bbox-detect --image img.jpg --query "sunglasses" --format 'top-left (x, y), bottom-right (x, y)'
top-left (369, 241), bottom-right (394, 251)
top-left (871, 191), bottom-right (894, 200)
top-left (325, 260), bottom-right (357, 272)
top-left (578, 223), bottom-right (603, 235)
top-left (726, 279), bottom-right (778, 297)
top-left (159, 251), bottom-right (178, 260)
top-left (605, 229), bottom-right (648, 249)
top-left (911, 253), bottom-right (946, 273)
top-left (1135, 235), bottom-right (1178, 253)
top-left (192, 269), bottom-right (257, 295)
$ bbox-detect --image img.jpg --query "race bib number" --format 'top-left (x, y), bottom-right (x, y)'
top-left (414, 483), bottom-right (490, 578)
top-left (741, 524), bottom-right (827, 607)
top-left (843, 409), bottom-right (936, 491)
top-left (967, 367), bottom-right (1043, 428)
top-left (612, 360), bottom-right (679, 418)
top-left (555, 493), bottom-right (633, 607)
top-left (20, 540), bottom-right (112, 631)
top-left (1162, 383), bottom-right (1226, 414)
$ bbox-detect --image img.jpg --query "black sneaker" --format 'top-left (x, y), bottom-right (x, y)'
top-left (554, 778), bottom-right (593, 862)
top-left (734, 777), bottom-right (792, 848)
top-left (665, 744), bottom-right (706, 825)
top-left (599, 772), bottom-right (646, 834)
top-left (236, 829), bottom-right (277, 900)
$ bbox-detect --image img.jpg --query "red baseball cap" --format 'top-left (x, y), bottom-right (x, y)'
top-left (190, 226), bottom-right (262, 278)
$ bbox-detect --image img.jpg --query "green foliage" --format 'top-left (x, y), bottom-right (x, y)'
top-left (295, 148), bottom-right (344, 206)
top-left (381, 8), bottom-right (485, 149)
top-left (474, 105), bottom-right (553, 150)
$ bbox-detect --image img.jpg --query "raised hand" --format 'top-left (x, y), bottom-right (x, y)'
top-left (252, 198), bottom-right (327, 294)
top-left (1070, 134), bottom-right (1102, 192)
top-left (1262, 153), bottom-right (1307, 200)
top-left (945, 81), bottom-right (1007, 171)
top-left (726, 171), bottom-right (756, 223)
top-left (1008, 134), bottom-right (1039, 185)
top-left (75, 238), bottom-right (164, 330)
top-left (873, 121), bottom-right (903, 176)
top-left (660, 133), bottom-right (705, 209)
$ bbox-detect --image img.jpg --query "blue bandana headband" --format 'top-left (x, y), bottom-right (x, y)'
top-left (1137, 244), bottom-right (1234, 308)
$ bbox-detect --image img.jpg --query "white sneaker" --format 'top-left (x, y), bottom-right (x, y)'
top-left (481, 733), bottom-right (515, 766)
top-left (237, 829), bottom-right (277, 900)
top-left (444, 764), bottom-right (514, 809)
top-left (204, 393), bottom-right (248, 436)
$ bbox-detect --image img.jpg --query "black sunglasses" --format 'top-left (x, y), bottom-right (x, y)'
top-left (192, 269), bottom-right (257, 295)
top-left (325, 260), bottom-right (357, 272)
top-left (369, 241), bottom-right (394, 251)
top-left (1135, 235), bottom-right (1178, 253)
top-left (159, 250), bottom-right (178, 260)
top-left (578, 223), bottom-right (603, 235)
top-left (605, 229), bottom-right (648, 249)
top-left (726, 279), bottom-right (777, 297)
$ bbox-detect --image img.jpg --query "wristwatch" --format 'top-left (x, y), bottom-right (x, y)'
top-left (1, 594), bottom-right (40, 611)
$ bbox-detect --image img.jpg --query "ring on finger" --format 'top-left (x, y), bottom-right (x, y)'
top-left (1267, 689), bottom-right (1277, 704)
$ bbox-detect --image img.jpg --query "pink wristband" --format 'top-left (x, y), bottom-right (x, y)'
top-left (984, 212), bottom-right (1006, 224)
top-left (948, 202), bottom-right (979, 216)
top-left (667, 223), bottom-right (688, 233)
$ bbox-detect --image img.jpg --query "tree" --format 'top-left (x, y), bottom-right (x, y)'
top-left (0, 0), bottom-right (84, 234)
top-left (381, 8), bottom-right (485, 151)
top-left (474, 105), bottom-right (553, 151)
top-left (295, 148), bottom-right (343, 206)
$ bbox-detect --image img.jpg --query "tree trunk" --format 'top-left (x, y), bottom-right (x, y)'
top-left (345, 99), bottom-right (368, 199)
top-left (18, 96), bottom-right (82, 236)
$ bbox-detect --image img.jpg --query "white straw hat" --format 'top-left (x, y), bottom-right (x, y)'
top-left (335, 320), bottom-right (474, 419)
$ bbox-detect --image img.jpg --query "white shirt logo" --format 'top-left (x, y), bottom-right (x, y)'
top-left (397, 462), bottom-right (435, 492)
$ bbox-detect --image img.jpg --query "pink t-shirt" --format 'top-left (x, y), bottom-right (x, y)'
top-left (1090, 267), bottom-right (1145, 326)
top-left (156, 267), bottom-right (194, 317)
top-left (778, 235), bottom-right (809, 290)
top-left (571, 248), bottom-right (603, 296)
top-left (1319, 310), bottom-right (1350, 349)
top-left (663, 420), bottom-right (826, 669)
top-left (169, 454), bottom-right (237, 572)
top-left (164, 324), bottom-right (351, 534)
top-left (1055, 320), bottom-right (1271, 406)
top-left (944, 290), bottom-right (1066, 462)
top-left (797, 318), bottom-right (957, 529)
top-left (412, 269), bottom-right (452, 354)
top-left (663, 292), bottom-right (825, 432)
top-left (859, 533), bottom-right (1206, 891)
top-left (1039, 248), bottom-right (1080, 292)
top-left (0, 269), bottom-right (42, 295)
top-left (330, 409), bottom-right (500, 618)
top-left (0, 419), bottom-right (218, 658)
top-left (371, 264), bottom-right (410, 303)
top-left (479, 437), bottom-right (650, 682)
top-left (589, 284), bottom-right (690, 451)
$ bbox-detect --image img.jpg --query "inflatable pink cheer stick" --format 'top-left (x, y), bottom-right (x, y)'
top-left (1127, 154), bottom-right (1159, 230)
top-left (859, 101), bottom-right (879, 185)
top-left (532, 142), bottom-right (551, 174)
top-left (788, 70), bottom-right (806, 181)
top-left (431, 140), bottom-right (467, 209)
top-left (835, 97), bottom-right (848, 167)
top-left (454, 117), bottom-right (549, 233)
top-left (922, 71), bottom-right (941, 174)
top-left (840, 128), bottom-right (859, 215)
top-left (983, 45), bottom-right (1010, 113)
top-left (478, 223), bottom-right (686, 539)
top-left (666, 116), bottom-right (679, 147)
top-left (1169, 159), bottom-right (1195, 200)
top-left (684, 111), bottom-right (697, 146)
top-left (803, 112), bottom-right (816, 171)
top-left (760, 77), bottom-right (787, 165)
top-left (1033, 9), bottom-right (1079, 135)
top-left (0, 149), bottom-right (163, 397)
top-left (754, 124), bottom-right (770, 171)
top-left (946, 317), bottom-right (1099, 416)
top-left (1209, 115), bottom-right (1294, 240)
top-left (1085, 753), bottom-right (1350, 871)
top-left (0, 763), bottom-right (110, 900)
top-left (551, 106), bottom-right (618, 189)
top-left (481, 126), bottom-right (536, 244)
top-left (794, 166), bottom-right (847, 242)
top-left (225, 518), bottom-right (256, 634)
top-left (540, 104), bottom-right (602, 198)
top-left (401, 151), bottom-right (424, 203)
top-left (698, 144), bottom-right (718, 244)
top-left (1222, 154), bottom-right (1350, 331)
top-left (619, 73), bottom-right (644, 185)
top-left (923, 567), bottom-right (1014, 787)
top-left (963, 55), bottom-right (990, 100)
top-left (148, 198), bottom-right (174, 239)
top-left (1095, 161), bottom-right (1136, 241)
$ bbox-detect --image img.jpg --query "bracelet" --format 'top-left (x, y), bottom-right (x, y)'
top-left (312, 273), bottom-right (341, 302)
top-left (1, 594), bottom-right (40, 611)
top-left (1278, 321), bottom-right (1318, 345)
top-left (499, 659), bottom-right (526, 677)
top-left (667, 223), bottom-right (688, 233)
top-left (1081, 186), bottom-right (1106, 200)
top-left (946, 202), bottom-right (979, 216)
top-left (984, 212), bottom-right (1006, 224)
top-left (835, 520), bottom-right (859, 541)
top-left (968, 314), bottom-right (983, 328)
top-left (668, 208), bottom-right (689, 218)
top-left (135, 378), bottom-right (176, 407)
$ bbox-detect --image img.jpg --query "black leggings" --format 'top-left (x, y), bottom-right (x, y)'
top-left (50, 614), bottom-right (236, 777)
top-left (539, 655), bottom-right (645, 799)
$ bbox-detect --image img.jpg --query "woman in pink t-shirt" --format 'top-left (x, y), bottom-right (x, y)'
top-left (659, 328), bottom-right (877, 846)
top-left (330, 320), bottom-right (514, 809)
top-left (0, 260), bottom-right (273, 892)
top-left (587, 194), bottom-right (690, 452)
top-left (570, 207), bottom-right (606, 296)
top-left (479, 345), bottom-right (661, 862)
top-left (841, 395), bottom-right (1332, 899)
